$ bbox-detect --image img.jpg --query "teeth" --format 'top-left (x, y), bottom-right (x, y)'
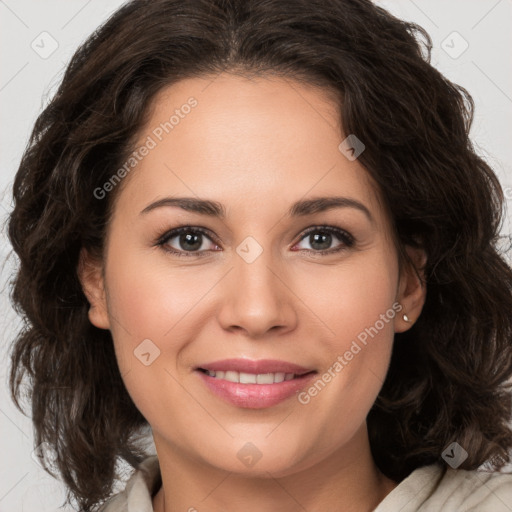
top-left (240, 372), bottom-right (257, 384)
top-left (225, 371), bottom-right (238, 382)
top-left (256, 373), bottom-right (274, 384)
top-left (205, 370), bottom-right (296, 384)
top-left (274, 372), bottom-right (285, 383)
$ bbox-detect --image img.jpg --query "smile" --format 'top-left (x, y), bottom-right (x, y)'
top-left (199, 369), bottom-right (297, 384)
top-left (195, 360), bottom-right (317, 409)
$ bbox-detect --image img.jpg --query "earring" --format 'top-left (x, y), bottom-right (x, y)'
top-left (403, 313), bottom-right (411, 323)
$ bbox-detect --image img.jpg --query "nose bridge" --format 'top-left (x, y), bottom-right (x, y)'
top-left (217, 236), bottom-right (296, 336)
top-left (235, 242), bottom-right (278, 298)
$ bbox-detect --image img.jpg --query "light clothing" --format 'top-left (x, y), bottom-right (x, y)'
top-left (374, 463), bottom-right (512, 511)
top-left (100, 455), bottom-right (512, 511)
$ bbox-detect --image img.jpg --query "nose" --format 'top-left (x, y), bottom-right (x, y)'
top-left (216, 246), bottom-right (298, 339)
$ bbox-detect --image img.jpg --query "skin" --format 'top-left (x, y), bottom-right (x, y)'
top-left (80, 72), bottom-right (427, 512)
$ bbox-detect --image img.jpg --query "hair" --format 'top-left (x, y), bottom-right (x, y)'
top-left (7, 0), bottom-right (512, 509)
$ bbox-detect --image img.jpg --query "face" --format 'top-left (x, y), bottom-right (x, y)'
top-left (81, 72), bottom-right (425, 478)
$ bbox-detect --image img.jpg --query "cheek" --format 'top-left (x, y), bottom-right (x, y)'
top-left (343, 261), bottom-right (398, 354)
top-left (294, 251), bottom-right (398, 416)
top-left (105, 249), bottom-right (218, 338)
top-left (103, 247), bottom-right (223, 386)
top-left (335, 255), bottom-right (398, 378)
top-left (294, 250), bottom-right (398, 346)
top-left (102, 252), bottom-right (203, 424)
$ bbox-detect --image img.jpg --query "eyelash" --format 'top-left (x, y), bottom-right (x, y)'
top-left (155, 225), bottom-right (355, 258)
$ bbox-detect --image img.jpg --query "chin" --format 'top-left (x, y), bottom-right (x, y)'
top-left (198, 435), bottom-right (312, 477)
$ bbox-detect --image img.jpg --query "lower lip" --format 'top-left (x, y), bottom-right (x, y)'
top-left (196, 370), bottom-right (316, 409)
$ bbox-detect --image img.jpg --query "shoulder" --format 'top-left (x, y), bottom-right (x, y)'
top-left (375, 463), bottom-right (512, 512)
top-left (99, 456), bottom-right (161, 512)
top-left (436, 466), bottom-right (512, 511)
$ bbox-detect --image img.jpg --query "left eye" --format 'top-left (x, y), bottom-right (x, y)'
top-left (293, 226), bottom-right (354, 253)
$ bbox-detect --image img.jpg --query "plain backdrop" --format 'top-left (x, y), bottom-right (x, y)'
top-left (1, 1), bottom-right (511, 510)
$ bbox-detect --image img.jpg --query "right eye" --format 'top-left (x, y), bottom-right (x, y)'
top-left (157, 226), bottom-right (221, 257)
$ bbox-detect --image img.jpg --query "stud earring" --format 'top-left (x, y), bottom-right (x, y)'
top-left (403, 313), bottom-right (411, 323)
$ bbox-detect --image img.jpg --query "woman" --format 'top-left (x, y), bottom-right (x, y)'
top-left (8, 0), bottom-right (512, 510)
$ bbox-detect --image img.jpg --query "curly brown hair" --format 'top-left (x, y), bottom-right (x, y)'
top-left (7, 0), bottom-right (512, 510)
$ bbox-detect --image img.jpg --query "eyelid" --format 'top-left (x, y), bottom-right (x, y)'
top-left (156, 225), bottom-right (219, 246)
top-left (296, 225), bottom-right (354, 244)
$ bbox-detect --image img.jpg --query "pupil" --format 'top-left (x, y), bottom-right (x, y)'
top-left (180, 232), bottom-right (202, 251)
top-left (310, 232), bottom-right (331, 250)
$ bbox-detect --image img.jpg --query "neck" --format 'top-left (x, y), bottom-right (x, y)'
top-left (152, 425), bottom-right (398, 512)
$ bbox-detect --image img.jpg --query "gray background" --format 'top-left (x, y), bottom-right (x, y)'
top-left (1, 0), bottom-right (511, 510)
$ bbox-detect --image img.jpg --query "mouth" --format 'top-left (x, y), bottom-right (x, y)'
top-left (197, 368), bottom-right (314, 384)
top-left (195, 359), bottom-right (317, 409)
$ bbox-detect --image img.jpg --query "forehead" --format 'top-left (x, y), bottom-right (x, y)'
top-left (113, 73), bottom-right (388, 227)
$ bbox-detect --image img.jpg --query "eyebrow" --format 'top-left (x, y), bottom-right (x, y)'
top-left (140, 196), bottom-right (373, 223)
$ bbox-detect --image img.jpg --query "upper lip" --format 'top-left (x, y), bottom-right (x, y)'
top-left (197, 358), bottom-right (315, 375)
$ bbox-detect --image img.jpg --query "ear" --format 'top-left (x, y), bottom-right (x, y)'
top-left (77, 247), bottom-right (110, 329)
top-left (395, 245), bottom-right (427, 333)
